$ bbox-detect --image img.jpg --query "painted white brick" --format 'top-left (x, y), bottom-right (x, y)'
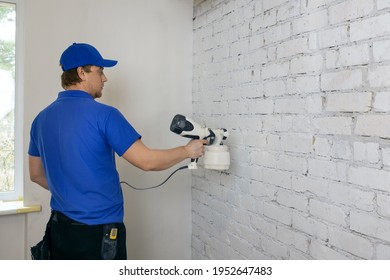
top-left (309, 199), bottom-right (348, 226)
top-left (261, 236), bottom-right (289, 259)
top-left (276, 189), bottom-right (308, 212)
top-left (377, 244), bottom-right (390, 259)
top-left (287, 75), bottom-right (320, 94)
top-left (377, 194), bottom-right (390, 219)
top-left (263, 79), bottom-right (286, 97)
top-left (263, 0), bottom-right (290, 11)
top-left (313, 136), bottom-right (331, 158)
top-left (277, 0), bottom-right (300, 22)
top-left (373, 40), bottom-right (390, 62)
top-left (383, 148), bottom-right (390, 166)
top-left (277, 37), bottom-right (309, 59)
top-left (292, 174), bottom-right (329, 198)
top-left (247, 98), bottom-right (274, 114)
top-left (276, 226), bottom-right (310, 252)
top-left (275, 98), bottom-right (306, 114)
top-left (350, 13), bottom-right (390, 42)
top-left (327, 181), bottom-right (375, 211)
top-left (262, 168), bottom-right (293, 188)
top-left (280, 133), bottom-right (313, 154)
top-left (328, 0), bottom-right (374, 24)
top-left (278, 154), bottom-right (308, 173)
top-left (328, 227), bottom-right (374, 259)
top-left (373, 92), bottom-right (390, 112)
top-left (355, 115), bottom-right (390, 138)
top-left (263, 22), bottom-right (291, 45)
top-left (262, 61), bottom-right (289, 79)
top-left (378, 0), bottom-right (390, 9)
top-left (325, 92), bottom-right (372, 112)
top-left (368, 65), bottom-right (390, 88)
top-left (263, 202), bottom-right (292, 226)
top-left (251, 9), bottom-right (277, 31)
top-left (350, 211), bottom-right (390, 243)
top-left (321, 69), bottom-right (363, 91)
top-left (331, 139), bottom-right (352, 160)
top-left (306, 95), bottom-right (323, 114)
top-left (353, 142), bottom-right (380, 163)
top-left (292, 212), bottom-right (328, 241)
top-left (348, 166), bottom-right (390, 192)
top-left (308, 158), bottom-right (348, 181)
top-left (290, 54), bottom-right (323, 74)
top-left (312, 116), bottom-right (353, 135)
top-left (318, 26), bottom-right (348, 49)
top-left (338, 44), bottom-right (370, 67)
top-left (292, 9), bottom-right (328, 35)
top-left (310, 240), bottom-right (349, 260)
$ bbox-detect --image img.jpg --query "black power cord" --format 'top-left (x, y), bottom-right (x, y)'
top-left (120, 165), bottom-right (188, 191)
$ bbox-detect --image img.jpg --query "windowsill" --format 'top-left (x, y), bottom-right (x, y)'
top-left (0, 200), bottom-right (41, 216)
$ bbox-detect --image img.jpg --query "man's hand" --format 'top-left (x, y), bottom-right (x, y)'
top-left (184, 139), bottom-right (208, 159)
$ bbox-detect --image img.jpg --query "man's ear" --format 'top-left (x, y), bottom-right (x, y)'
top-left (77, 66), bottom-right (86, 81)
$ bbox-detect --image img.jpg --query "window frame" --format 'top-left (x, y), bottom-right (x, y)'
top-left (0, 0), bottom-right (24, 202)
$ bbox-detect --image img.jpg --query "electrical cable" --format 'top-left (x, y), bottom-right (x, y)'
top-left (120, 165), bottom-right (188, 191)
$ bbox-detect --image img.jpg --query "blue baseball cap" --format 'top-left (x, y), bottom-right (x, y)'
top-left (60, 43), bottom-right (118, 71)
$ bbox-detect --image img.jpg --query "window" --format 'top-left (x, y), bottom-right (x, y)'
top-left (0, 0), bottom-right (22, 201)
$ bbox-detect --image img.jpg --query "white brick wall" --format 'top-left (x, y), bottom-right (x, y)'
top-left (192, 0), bottom-right (390, 259)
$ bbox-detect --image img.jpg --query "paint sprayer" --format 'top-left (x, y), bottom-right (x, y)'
top-left (170, 114), bottom-right (230, 170)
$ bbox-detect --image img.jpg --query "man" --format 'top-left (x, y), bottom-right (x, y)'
top-left (28, 43), bottom-right (206, 260)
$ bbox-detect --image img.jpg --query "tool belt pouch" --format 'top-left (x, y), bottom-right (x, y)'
top-left (31, 213), bottom-right (53, 260)
top-left (101, 224), bottom-right (118, 260)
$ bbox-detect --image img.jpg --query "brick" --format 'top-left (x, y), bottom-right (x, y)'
top-left (318, 26), bottom-right (348, 49)
top-left (328, 181), bottom-right (374, 211)
top-left (308, 158), bottom-right (348, 181)
top-left (373, 92), bottom-right (390, 112)
top-left (310, 240), bottom-right (349, 260)
top-left (331, 139), bottom-right (352, 160)
top-left (321, 69), bottom-right (363, 91)
top-left (263, 202), bottom-right (292, 226)
top-left (353, 142), bottom-right (380, 163)
top-left (292, 174), bottom-right (329, 197)
top-left (348, 166), bottom-right (390, 192)
top-left (309, 199), bottom-right (348, 226)
top-left (377, 194), bottom-right (390, 219)
top-left (287, 75), bottom-right (320, 94)
top-left (355, 115), bottom-right (390, 138)
top-left (350, 13), bottom-right (390, 42)
top-left (329, 0), bottom-right (374, 24)
top-left (262, 61), bottom-right (289, 79)
top-left (350, 211), bottom-right (390, 242)
top-left (292, 212), bottom-right (328, 241)
top-left (280, 133), bottom-right (313, 154)
top-left (383, 148), bottom-right (390, 166)
top-left (277, 37), bottom-right (309, 59)
top-left (368, 65), bottom-right (390, 88)
top-left (290, 54), bottom-right (323, 74)
top-left (312, 116), bottom-right (353, 135)
top-left (325, 92), bottom-right (372, 112)
top-left (276, 189), bottom-right (309, 212)
top-left (377, 244), bottom-right (390, 259)
top-left (274, 98), bottom-right (306, 114)
top-left (328, 227), bottom-right (374, 259)
top-left (373, 40), bottom-right (390, 62)
top-left (292, 9), bottom-right (328, 35)
top-left (276, 226), bottom-right (310, 252)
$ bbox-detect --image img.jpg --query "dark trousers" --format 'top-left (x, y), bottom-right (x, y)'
top-left (49, 211), bottom-right (127, 260)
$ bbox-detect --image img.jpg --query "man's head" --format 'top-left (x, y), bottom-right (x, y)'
top-left (59, 43), bottom-right (118, 98)
top-left (60, 43), bottom-right (117, 71)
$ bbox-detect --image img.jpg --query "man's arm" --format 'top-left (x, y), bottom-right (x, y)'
top-left (29, 156), bottom-right (49, 190)
top-left (122, 139), bottom-right (207, 171)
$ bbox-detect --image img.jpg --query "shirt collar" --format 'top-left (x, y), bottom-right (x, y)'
top-left (57, 90), bottom-right (94, 100)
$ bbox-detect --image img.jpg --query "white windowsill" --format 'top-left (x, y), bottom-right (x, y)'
top-left (0, 200), bottom-right (41, 216)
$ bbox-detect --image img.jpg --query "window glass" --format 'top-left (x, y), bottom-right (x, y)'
top-left (0, 2), bottom-right (16, 197)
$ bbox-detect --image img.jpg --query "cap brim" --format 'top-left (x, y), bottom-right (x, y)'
top-left (98, 59), bottom-right (118, 68)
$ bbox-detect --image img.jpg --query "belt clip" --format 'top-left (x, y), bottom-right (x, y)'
top-left (109, 228), bottom-right (118, 240)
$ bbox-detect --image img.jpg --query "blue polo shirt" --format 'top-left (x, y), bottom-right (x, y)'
top-left (28, 90), bottom-right (141, 225)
